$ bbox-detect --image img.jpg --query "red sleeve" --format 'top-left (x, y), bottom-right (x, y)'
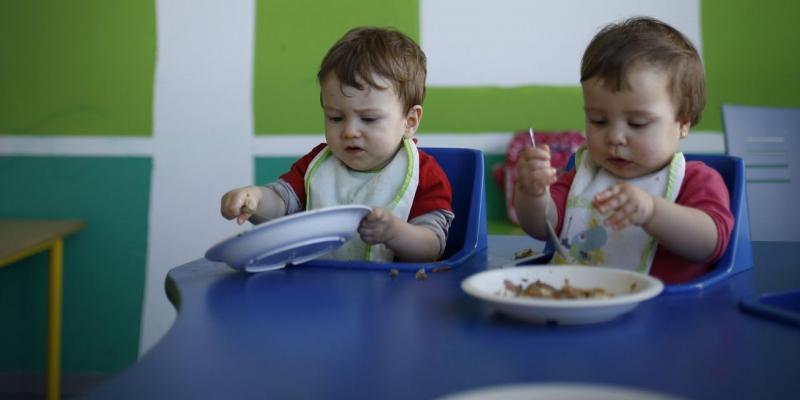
top-left (674, 161), bottom-right (734, 262)
top-left (409, 149), bottom-right (453, 219)
top-left (277, 143), bottom-right (327, 209)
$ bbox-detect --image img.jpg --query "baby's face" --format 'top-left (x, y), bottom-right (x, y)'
top-left (582, 66), bottom-right (690, 179)
top-left (320, 72), bottom-right (416, 171)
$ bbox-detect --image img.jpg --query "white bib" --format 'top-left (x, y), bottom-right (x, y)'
top-left (553, 146), bottom-right (685, 273)
top-left (305, 138), bottom-right (419, 261)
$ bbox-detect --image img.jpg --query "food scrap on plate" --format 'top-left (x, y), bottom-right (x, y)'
top-left (503, 279), bottom-right (613, 299)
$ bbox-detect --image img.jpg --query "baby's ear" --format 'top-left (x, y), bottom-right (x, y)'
top-left (404, 105), bottom-right (423, 138)
top-left (679, 120), bottom-right (691, 138)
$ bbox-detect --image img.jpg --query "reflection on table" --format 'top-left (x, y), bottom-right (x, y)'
top-left (86, 236), bottom-right (800, 400)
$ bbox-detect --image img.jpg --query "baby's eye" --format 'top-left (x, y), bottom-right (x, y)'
top-left (327, 116), bottom-right (343, 122)
top-left (588, 118), bottom-right (606, 126)
top-left (628, 120), bottom-right (650, 129)
top-left (361, 117), bottom-right (379, 123)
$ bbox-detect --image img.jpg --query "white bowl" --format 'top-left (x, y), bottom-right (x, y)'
top-left (205, 205), bottom-right (371, 272)
top-left (461, 266), bottom-right (664, 325)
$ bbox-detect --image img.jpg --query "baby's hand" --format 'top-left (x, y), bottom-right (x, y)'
top-left (358, 207), bottom-right (398, 245)
top-left (220, 186), bottom-right (263, 225)
top-left (592, 183), bottom-right (654, 230)
top-left (516, 144), bottom-right (557, 197)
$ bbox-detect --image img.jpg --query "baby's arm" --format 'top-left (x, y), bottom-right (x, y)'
top-left (220, 185), bottom-right (287, 225)
top-left (358, 208), bottom-right (443, 262)
top-left (513, 145), bottom-right (558, 240)
top-left (593, 184), bottom-right (718, 261)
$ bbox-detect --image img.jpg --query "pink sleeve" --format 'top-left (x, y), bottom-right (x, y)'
top-left (550, 168), bottom-right (576, 234)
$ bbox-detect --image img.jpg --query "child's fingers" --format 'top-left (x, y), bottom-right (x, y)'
top-left (236, 194), bottom-right (256, 224)
top-left (358, 222), bottom-right (382, 244)
top-left (604, 203), bottom-right (633, 229)
top-left (593, 185), bottom-right (623, 213)
top-left (517, 164), bottom-right (557, 195)
top-left (220, 192), bottom-right (244, 219)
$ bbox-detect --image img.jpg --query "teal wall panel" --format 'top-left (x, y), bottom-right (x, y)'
top-left (0, 157), bottom-right (151, 372)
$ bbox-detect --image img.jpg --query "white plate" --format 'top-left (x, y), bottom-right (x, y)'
top-left (205, 205), bottom-right (371, 272)
top-left (461, 266), bottom-right (663, 325)
top-left (438, 383), bottom-right (683, 400)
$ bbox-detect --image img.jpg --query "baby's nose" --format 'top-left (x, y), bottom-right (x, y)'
top-left (607, 126), bottom-right (627, 144)
top-left (340, 119), bottom-right (358, 136)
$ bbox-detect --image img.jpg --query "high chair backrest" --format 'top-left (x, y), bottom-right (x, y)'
top-left (303, 147), bottom-right (488, 271)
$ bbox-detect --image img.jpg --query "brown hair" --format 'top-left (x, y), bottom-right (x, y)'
top-left (581, 17), bottom-right (706, 126)
top-left (318, 27), bottom-right (427, 112)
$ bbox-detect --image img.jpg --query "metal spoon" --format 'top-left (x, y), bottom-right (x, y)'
top-left (528, 127), bottom-right (572, 261)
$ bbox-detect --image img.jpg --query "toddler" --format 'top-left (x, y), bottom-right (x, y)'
top-left (221, 27), bottom-right (453, 263)
top-left (514, 17), bottom-right (734, 284)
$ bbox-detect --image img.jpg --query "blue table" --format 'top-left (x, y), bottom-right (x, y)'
top-left (87, 237), bottom-right (800, 399)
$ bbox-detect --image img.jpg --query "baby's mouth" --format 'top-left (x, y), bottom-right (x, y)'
top-left (608, 157), bottom-right (630, 167)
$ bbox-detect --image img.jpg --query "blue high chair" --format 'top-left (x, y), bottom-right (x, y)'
top-left (666, 154), bottom-right (753, 293)
top-left (558, 153), bottom-right (753, 293)
top-left (302, 147), bottom-right (488, 271)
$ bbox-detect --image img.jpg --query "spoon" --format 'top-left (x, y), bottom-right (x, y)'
top-left (528, 127), bottom-right (572, 261)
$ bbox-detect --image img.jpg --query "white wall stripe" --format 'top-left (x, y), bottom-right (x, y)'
top-left (0, 131), bottom-right (725, 157)
top-left (422, 0), bottom-right (701, 87)
top-left (138, 0), bottom-right (256, 357)
top-left (0, 136), bottom-right (153, 156)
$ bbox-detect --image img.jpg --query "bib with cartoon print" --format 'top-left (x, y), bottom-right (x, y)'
top-left (552, 146), bottom-right (685, 273)
top-left (305, 138), bottom-right (419, 262)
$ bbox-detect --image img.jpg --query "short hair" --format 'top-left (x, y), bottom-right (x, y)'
top-left (318, 27), bottom-right (427, 112)
top-left (580, 17), bottom-right (706, 126)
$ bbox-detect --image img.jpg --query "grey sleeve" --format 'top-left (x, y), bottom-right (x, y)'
top-left (249, 180), bottom-right (303, 224)
top-left (408, 209), bottom-right (455, 258)
top-left (265, 180), bottom-right (304, 214)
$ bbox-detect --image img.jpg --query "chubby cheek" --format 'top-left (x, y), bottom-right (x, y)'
top-left (586, 138), bottom-right (606, 159)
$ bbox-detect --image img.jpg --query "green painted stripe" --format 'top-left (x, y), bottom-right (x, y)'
top-left (746, 163), bottom-right (789, 169)
top-left (747, 179), bottom-right (791, 184)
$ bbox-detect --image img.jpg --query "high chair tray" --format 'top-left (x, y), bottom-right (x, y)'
top-left (739, 289), bottom-right (800, 327)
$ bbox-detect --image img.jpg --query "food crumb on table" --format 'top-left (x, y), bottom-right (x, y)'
top-left (415, 268), bottom-right (428, 280)
top-left (389, 269), bottom-right (399, 278)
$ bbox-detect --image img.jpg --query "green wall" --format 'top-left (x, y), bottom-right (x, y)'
top-left (0, 1), bottom-right (155, 135)
top-left (253, 0), bottom-right (800, 135)
top-left (700, 0), bottom-right (800, 128)
top-left (255, 0), bottom-right (419, 133)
